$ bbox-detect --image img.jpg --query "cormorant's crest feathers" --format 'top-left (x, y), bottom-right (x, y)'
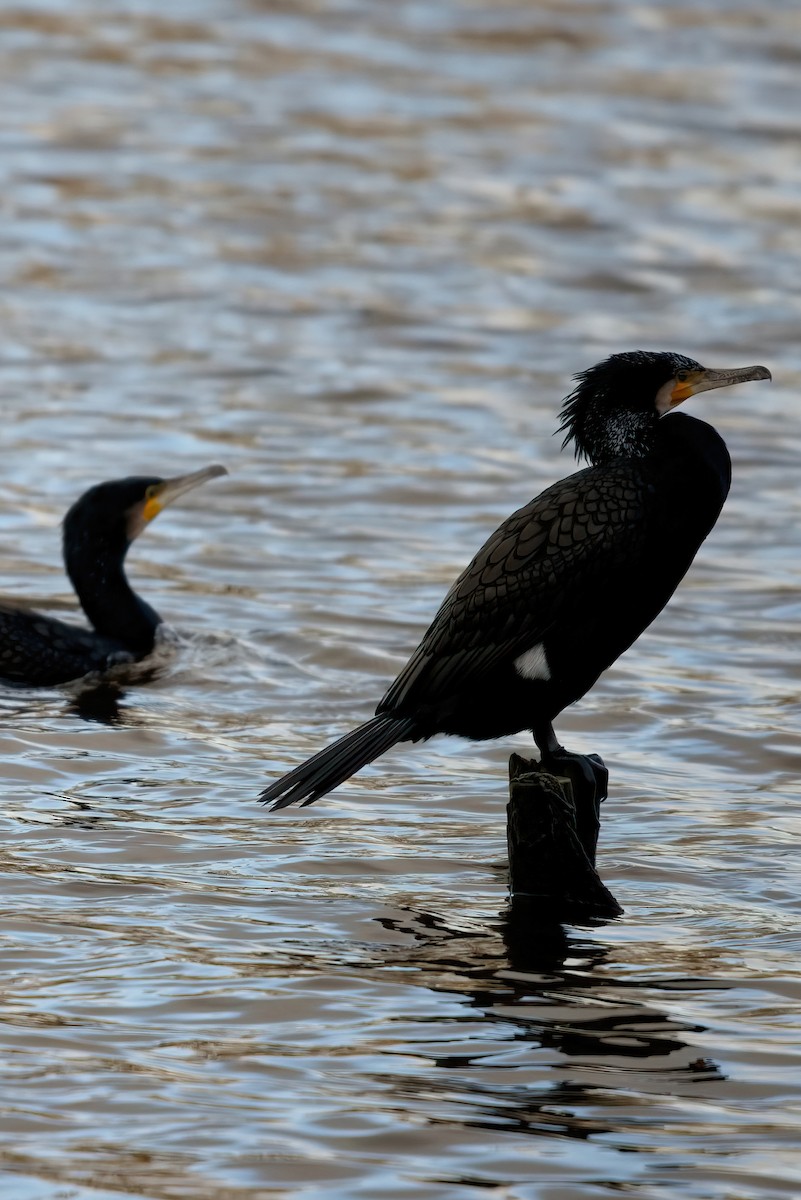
top-left (557, 350), bottom-right (704, 463)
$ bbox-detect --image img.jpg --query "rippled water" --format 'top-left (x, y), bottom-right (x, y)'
top-left (1, 1), bottom-right (800, 1197)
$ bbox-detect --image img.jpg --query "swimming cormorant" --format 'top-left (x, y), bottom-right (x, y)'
top-left (0, 464), bottom-right (227, 687)
top-left (260, 351), bottom-right (770, 809)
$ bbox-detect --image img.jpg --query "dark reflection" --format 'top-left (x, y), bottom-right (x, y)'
top-left (372, 904), bottom-right (726, 1143)
top-left (0, 679), bottom-right (135, 724)
top-left (66, 681), bottom-right (127, 725)
top-left (65, 656), bottom-right (169, 724)
top-left (503, 899), bottom-right (572, 969)
top-left (0, 655), bottom-right (170, 726)
top-left (49, 798), bottom-right (112, 831)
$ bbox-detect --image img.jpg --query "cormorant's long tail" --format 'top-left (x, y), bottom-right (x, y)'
top-left (260, 714), bottom-right (417, 810)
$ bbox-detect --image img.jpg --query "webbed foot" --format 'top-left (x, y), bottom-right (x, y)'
top-left (542, 747), bottom-right (608, 802)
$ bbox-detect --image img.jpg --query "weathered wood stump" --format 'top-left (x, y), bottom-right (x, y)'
top-left (506, 752), bottom-right (623, 921)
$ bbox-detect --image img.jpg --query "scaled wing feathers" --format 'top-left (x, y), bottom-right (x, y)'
top-left (378, 462), bottom-right (650, 714)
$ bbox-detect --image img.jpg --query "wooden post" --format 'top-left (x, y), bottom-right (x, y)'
top-left (506, 752), bottom-right (623, 921)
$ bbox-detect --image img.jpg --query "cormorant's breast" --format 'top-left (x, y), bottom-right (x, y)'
top-left (539, 409), bottom-right (733, 713)
top-left (559, 410), bottom-right (733, 688)
top-left (647, 411), bottom-right (731, 557)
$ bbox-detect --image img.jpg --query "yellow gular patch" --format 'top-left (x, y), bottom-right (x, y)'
top-left (142, 496), bottom-right (163, 523)
top-left (671, 378), bottom-right (695, 404)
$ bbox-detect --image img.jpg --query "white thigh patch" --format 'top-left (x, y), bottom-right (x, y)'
top-left (513, 643), bottom-right (551, 681)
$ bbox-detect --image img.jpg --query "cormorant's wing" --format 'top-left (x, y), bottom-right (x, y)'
top-left (378, 460), bottom-right (652, 714)
top-left (0, 603), bottom-right (128, 686)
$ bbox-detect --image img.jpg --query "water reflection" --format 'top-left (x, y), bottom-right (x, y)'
top-left (374, 906), bottom-right (725, 1145)
top-left (66, 681), bottom-right (127, 724)
top-left (64, 656), bottom-right (174, 724)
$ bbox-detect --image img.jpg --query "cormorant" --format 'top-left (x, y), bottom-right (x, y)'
top-left (260, 351), bottom-right (770, 810)
top-left (0, 464), bottom-right (227, 687)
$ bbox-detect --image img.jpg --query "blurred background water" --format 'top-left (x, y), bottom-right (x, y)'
top-left (0, 1), bottom-right (800, 1197)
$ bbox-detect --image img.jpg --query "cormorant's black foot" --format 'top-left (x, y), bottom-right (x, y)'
top-left (541, 748), bottom-right (608, 803)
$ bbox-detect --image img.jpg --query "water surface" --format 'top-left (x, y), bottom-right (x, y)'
top-left (0, 2), bottom-right (800, 1197)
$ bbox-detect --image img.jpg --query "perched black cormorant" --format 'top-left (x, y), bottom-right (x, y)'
top-left (0, 464), bottom-right (227, 687)
top-left (260, 351), bottom-right (770, 810)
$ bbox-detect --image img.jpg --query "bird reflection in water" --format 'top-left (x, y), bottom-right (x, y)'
top-left (64, 641), bottom-right (179, 724)
top-left (66, 679), bottom-right (133, 725)
top-left (371, 904), bottom-right (725, 1145)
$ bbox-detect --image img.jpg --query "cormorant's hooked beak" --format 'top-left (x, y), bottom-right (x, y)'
top-left (660, 364), bottom-right (771, 413)
top-left (131, 464), bottom-right (228, 540)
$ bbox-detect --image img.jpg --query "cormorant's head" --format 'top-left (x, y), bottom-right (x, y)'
top-left (558, 350), bottom-right (770, 465)
top-left (63, 464), bottom-right (228, 567)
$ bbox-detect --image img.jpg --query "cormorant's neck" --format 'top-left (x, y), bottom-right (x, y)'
top-left (578, 407), bottom-right (657, 465)
top-left (65, 545), bottom-right (161, 653)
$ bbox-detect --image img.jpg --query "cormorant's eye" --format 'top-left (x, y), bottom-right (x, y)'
top-left (675, 370), bottom-right (688, 383)
top-left (145, 485), bottom-right (158, 500)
